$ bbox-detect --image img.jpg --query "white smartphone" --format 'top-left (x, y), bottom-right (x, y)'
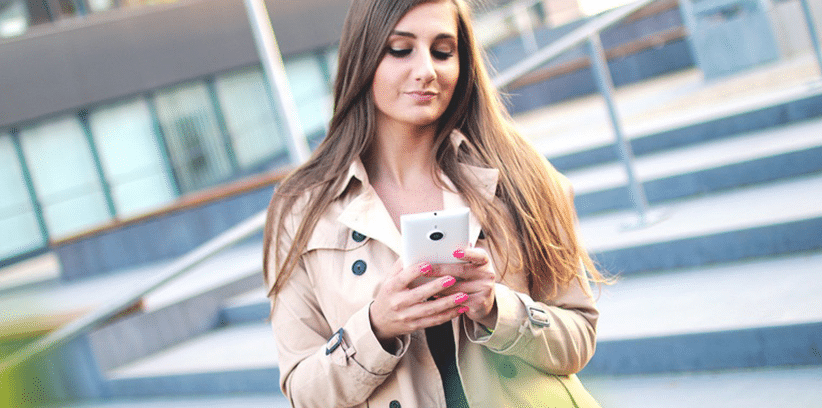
top-left (400, 207), bottom-right (470, 268)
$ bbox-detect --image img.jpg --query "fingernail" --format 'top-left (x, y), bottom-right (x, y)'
top-left (453, 249), bottom-right (465, 259)
top-left (454, 293), bottom-right (468, 304)
top-left (458, 306), bottom-right (469, 314)
top-left (442, 276), bottom-right (456, 288)
top-left (420, 263), bottom-right (432, 276)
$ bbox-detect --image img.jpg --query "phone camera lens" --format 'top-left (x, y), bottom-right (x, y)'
top-left (429, 231), bottom-right (444, 241)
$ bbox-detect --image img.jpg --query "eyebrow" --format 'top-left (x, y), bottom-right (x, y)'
top-left (391, 30), bottom-right (456, 41)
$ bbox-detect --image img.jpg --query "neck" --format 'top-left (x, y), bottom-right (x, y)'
top-left (366, 120), bottom-right (439, 189)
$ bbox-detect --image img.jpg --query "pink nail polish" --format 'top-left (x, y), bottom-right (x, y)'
top-left (453, 249), bottom-right (464, 259)
top-left (454, 293), bottom-right (468, 304)
top-left (458, 306), bottom-right (469, 314)
top-left (420, 263), bottom-right (432, 276)
top-left (442, 276), bottom-right (456, 288)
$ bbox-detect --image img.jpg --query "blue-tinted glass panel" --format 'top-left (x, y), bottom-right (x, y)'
top-left (0, 132), bottom-right (45, 259)
top-left (284, 53), bottom-right (333, 137)
top-left (18, 117), bottom-right (111, 238)
top-left (89, 98), bottom-right (176, 217)
top-left (0, 0), bottom-right (29, 38)
top-left (87, 0), bottom-right (116, 13)
top-left (215, 67), bottom-right (285, 168)
top-left (154, 81), bottom-right (233, 193)
top-left (325, 46), bottom-right (339, 86)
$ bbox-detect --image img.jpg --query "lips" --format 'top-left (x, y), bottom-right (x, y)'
top-left (406, 91), bottom-right (437, 102)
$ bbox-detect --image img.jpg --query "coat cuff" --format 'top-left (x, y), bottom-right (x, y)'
top-left (463, 283), bottom-right (527, 352)
top-left (337, 302), bottom-right (409, 376)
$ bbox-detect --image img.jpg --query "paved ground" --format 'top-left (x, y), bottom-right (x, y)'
top-left (584, 365), bottom-right (822, 408)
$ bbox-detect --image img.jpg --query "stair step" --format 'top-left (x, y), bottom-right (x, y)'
top-left (586, 251), bottom-right (822, 374)
top-left (581, 172), bottom-right (822, 274)
top-left (583, 365), bottom-right (822, 408)
top-left (106, 323), bottom-right (279, 398)
top-left (47, 393), bottom-right (289, 407)
top-left (220, 288), bottom-right (268, 325)
top-left (86, 243), bottom-right (264, 374)
top-left (568, 117), bottom-right (822, 215)
top-left (546, 87), bottom-right (822, 172)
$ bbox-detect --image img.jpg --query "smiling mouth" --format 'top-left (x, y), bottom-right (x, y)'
top-left (407, 91), bottom-right (437, 102)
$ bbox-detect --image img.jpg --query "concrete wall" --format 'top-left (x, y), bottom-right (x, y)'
top-left (0, 0), bottom-right (349, 129)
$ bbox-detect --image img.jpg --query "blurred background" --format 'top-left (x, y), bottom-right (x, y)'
top-left (1, 0), bottom-right (821, 406)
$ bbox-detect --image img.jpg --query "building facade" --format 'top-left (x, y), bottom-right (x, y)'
top-left (0, 0), bottom-right (350, 264)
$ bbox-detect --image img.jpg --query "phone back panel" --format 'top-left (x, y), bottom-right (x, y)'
top-left (400, 207), bottom-right (469, 268)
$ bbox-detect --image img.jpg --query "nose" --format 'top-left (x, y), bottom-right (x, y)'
top-left (413, 51), bottom-right (436, 84)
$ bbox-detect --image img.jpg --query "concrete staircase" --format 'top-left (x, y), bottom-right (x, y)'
top-left (24, 63), bottom-right (822, 406)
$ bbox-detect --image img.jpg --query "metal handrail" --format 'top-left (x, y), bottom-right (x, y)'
top-left (0, 209), bottom-right (268, 371)
top-left (1, 0), bottom-right (661, 374)
top-left (494, 0), bottom-right (658, 224)
top-left (493, 0), bottom-right (656, 89)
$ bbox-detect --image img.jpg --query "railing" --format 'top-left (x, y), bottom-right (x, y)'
top-left (495, 0), bottom-right (658, 225)
top-left (0, 0), bottom-right (661, 375)
top-left (0, 208), bottom-right (270, 372)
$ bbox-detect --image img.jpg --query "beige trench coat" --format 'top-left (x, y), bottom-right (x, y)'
top-left (267, 134), bottom-right (602, 408)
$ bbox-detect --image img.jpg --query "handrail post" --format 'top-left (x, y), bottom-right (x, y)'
top-left (587, 33), bottom-right (651, 225)
top-left (243, 0), bottom-right (311, 165)
top-left (513, 3), bottom-right (539, 54)
top-left (799, 0), bottom-right (822, 78)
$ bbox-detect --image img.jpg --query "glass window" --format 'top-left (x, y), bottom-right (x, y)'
top-left (88, 98), bottom-right (176, 217)
top-left (0, 0), bottom-right (29, 38)
top-left (214, 67), bottom-right (286, 168)
top-left (86, 0), bottom-right (115, 13)
top-left (284, 53), bottom-right (334, 137)
top-left (325, 46), bottom-right (339, 86)
top-left (154, 81), bottom-right (233, 193)
top-left (18, 116), bottom-right (111, 239)
top-left (0, 132), bottom-right (45, 260)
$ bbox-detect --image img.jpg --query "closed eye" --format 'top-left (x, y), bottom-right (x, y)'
top-left (432, 50), bottom-right (454, 61)
top-left (387, 48), bottom-right (412, 58)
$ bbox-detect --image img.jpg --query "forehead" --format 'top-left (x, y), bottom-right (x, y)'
top-left (393, 1), bottom-right (458, 36)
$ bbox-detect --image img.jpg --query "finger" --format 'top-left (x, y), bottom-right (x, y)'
top-left (412, 306), bottom-right (465, 331)
top-left (391, 261), bottom-right (434, 291)
top-left (408, 292), bottom-right (470, 321)
top-left (408, 274), bottom-right (459, 303)
top-left (440, 280), bottom-right (486, 296)
top-left (453, 247), bottom-right (490, 266)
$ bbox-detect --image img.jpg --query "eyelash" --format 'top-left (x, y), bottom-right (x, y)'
top-left (387, 48), bottom-right (454, 61)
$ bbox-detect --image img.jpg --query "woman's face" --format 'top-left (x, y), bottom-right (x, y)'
top-left (372, 1), bottom-right (460, 131)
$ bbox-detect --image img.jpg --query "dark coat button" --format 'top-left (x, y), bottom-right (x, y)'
top-left (352, 230), bottom-right (367, 242)
top-left (497, 357), bottom-right (517, 378)
top-left (352, 260), bottom-right (367, 275)
top-left (389, 401), bottom-right (401, 408)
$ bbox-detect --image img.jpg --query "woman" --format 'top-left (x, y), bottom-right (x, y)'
top-left (264, 0), bottom-right (606, 406)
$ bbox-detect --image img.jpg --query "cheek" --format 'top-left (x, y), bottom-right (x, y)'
top-left (440, 64), bottom-right (460, 94)
top-left (372, 67), bottom-right (393, 108)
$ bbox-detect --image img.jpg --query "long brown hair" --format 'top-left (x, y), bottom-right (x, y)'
top-left (264, 0), bottom-right (605, 298)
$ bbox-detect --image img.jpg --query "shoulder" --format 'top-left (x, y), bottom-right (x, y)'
top-left (270, 184), bottom-right (361, 255)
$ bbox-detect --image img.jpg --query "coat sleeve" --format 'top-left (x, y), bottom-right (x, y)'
top-left (267, 213), bottom-right (410, 407)
top-left (463, 271), bottom-right (598, 375)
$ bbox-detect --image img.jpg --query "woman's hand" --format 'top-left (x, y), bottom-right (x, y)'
top-left (439, 246), bottom-right (498, 328)
top-left (369, 259), bottom-right (469, 345)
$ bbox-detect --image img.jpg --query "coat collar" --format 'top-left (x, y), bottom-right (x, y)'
top-left (326, 130), bottom-right (499, 257)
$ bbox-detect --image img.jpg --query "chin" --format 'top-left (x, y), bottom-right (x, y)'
top-left (405, 111), bottom-right (447, 127)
